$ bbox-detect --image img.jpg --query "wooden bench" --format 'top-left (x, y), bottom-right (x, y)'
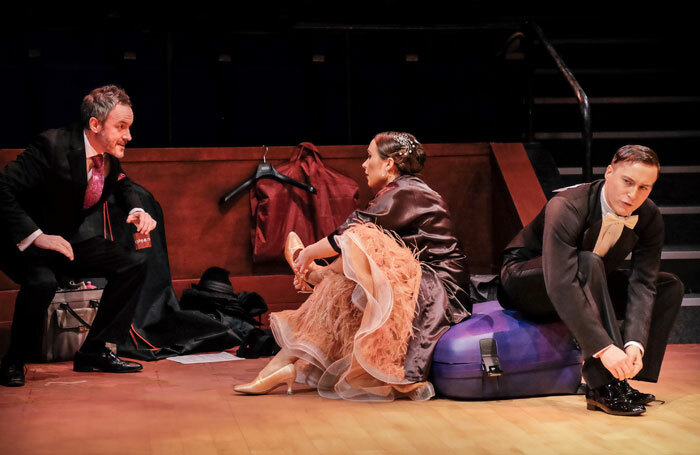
top-left (0, 142), bottom-right (545, 355)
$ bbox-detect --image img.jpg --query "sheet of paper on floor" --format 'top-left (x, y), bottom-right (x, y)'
top-left (166, 352), bottom-right (244, 364)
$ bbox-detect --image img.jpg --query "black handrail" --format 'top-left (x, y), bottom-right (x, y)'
top-left (527, 21), bottom-right (593, 182)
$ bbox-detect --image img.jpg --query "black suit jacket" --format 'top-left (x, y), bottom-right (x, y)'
top-left (0, 123), bottom-right (142, 251)
top-left (502, 180), bottom-right (664, 357)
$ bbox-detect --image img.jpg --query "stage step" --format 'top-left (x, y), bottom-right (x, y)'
top-left (669, 295), bottom-right (700, 343)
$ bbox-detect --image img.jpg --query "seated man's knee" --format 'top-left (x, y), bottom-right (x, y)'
top-left (664, 273), bottom-right (685, 302)
top-left (22, 268), bottom-right (58, 294)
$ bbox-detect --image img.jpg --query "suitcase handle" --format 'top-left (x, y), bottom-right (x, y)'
top-left (59, 303), bottom-right (93, 330)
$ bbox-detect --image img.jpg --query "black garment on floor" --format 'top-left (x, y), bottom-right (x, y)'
top-left (178, 268), bottom-right (267, 350)
top-left (236, 328), bottom-right (281, 359)
top-left (101, 184), bottom-right (263, 360)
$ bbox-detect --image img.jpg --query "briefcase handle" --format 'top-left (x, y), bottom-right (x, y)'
top-left (59, 302), bottom-right (95, 330)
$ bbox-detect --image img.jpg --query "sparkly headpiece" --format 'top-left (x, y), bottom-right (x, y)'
top-left (394, 133), bottom-right (415, 156)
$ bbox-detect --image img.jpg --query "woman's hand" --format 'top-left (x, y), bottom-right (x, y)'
top-left (292, 265), bottom-right (329, 291)
top-left (293, 246), bottom-right (315, 276)
top-left (292, 237), bottom-right (339, 276)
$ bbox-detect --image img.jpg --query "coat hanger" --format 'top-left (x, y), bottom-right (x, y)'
top-left (219, 145), bottom-right (317, 204)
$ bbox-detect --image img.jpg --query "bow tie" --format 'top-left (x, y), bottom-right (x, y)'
top-left (593, 212), bottom-right (639, 257)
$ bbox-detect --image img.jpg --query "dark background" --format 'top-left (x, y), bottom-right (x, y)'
top-left (0, 1), bottom-right (691, 149)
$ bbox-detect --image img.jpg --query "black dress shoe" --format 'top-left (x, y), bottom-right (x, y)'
top-left (0, 359), bottom-right (26, 387)
top-left (586, 382), bottom-right (646, 416)
top-left (74, 348), bottom-right (143, 373)
top-left (617, 380), bottom-right (656, 405)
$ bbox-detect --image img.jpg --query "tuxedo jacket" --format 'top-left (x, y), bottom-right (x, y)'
top-left (0, 123), bottom-right (142, 253)
top-left (502, 180), bottom-right (664, 356)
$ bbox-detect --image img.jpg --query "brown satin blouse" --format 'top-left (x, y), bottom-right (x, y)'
top-left (331, 174), bottom-right (471, 313)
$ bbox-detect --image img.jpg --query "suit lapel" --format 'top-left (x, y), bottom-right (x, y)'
top-left (603, 227), bottom-right (638, 271)
top-left (99, 154), bottom-right (118, 205)
top-left (581, 219), bottom-right (602, 251)
top-left (580, 180), bottom-right (604, 251)
top-left (68, 127), bottom-right (88, 210)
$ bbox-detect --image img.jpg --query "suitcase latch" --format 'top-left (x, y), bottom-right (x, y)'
top-left (479, 338), bottom-right (503, 377)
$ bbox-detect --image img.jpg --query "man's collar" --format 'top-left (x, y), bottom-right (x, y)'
top-left (83, 131), bottom-right (101, 159)
top-left (600, 184), bottom-right (613, 218)
top-left (600, 184), bottom-right (634, 219)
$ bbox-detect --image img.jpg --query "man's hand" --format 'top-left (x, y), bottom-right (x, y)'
top-left (34, 234), bottom-right (74, 260)
top-left (600, 345), bottom-right (637, 380)
top-left (126, 211), bottom-right (157, 234)
top-left (625, 344), bottom-right (644, 378)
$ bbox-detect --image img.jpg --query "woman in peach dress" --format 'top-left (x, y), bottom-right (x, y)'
top-left (234, 132), bottom-right (471, 401)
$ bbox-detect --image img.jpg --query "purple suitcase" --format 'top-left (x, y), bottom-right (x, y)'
top-left (431, 300), bottom-right (583, 399)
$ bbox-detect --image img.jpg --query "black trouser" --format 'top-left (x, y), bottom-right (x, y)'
top-left (499, 252), bottom-right (684, 389)
top-left (2, 236), bottom-right (147, 363)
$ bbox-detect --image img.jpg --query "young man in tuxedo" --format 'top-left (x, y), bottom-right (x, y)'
top-left (498, 145), bottom-right (684, 415)
top-left (0, 85), bottom-right (157, 386)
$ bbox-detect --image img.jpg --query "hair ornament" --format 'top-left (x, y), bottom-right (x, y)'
top-left (394, 133), bottom-right (415, 156)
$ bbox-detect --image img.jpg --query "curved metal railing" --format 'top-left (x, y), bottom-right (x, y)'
top-left (527, 21), bottom-right (593, 182)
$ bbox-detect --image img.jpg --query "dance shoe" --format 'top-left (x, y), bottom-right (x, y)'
top-left (74, 347), bottom-right (143, 373)
top-left (284, 231), bottom-right (314, 292)
top-left (233, 363), bottom-right (296, 395)
top-left (586, 382), bottom-right (646, 416)
top-left (617, 379), bottom-right (656, 405)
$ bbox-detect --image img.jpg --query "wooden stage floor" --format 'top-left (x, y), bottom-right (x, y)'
top-left (1, 344), bottom-right (699, 455)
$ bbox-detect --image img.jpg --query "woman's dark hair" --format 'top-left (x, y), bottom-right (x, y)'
top-left (373, 131), bottom-right (426, 175)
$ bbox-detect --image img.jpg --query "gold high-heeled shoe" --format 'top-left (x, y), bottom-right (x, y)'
top-left (233, 363), bottom-right (296, 395)
top-left (284, 231), bottom-right (314, 293)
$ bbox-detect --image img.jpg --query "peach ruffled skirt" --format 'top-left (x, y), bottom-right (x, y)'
top-left (270, 224), bottom-right (435, 401)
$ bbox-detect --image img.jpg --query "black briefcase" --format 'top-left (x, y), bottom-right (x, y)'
top-left (40, 288), bottom-right (102, 362)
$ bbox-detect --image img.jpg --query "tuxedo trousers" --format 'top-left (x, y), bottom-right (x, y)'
top-left (1, 236), bottom-right (147, 363)
top-left (499, 252), bottom-right (684, 389)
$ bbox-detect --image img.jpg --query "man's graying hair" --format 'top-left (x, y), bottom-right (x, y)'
top-left (81, 85), bottom-right (132, 129)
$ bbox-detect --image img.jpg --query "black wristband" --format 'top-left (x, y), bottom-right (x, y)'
top-left (327, 230), bottom-right (342, 254)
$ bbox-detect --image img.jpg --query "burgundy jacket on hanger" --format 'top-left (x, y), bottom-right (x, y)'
top-left (250, 142), bottom-right (360, 262)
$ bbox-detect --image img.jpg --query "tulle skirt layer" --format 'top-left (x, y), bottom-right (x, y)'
top-left (270, 223), bottom-right (434, 401)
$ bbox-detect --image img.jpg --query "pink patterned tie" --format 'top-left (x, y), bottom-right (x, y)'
top-left (83, 154), bottom-right (105, 209)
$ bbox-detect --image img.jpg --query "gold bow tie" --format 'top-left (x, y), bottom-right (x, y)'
top-left (593, 213), bottom-right (638, 257)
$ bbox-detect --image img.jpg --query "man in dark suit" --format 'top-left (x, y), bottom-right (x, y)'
top-left (0, 85), bottom-right (157, 386)
top-left (498, 145), bottom-right (684, 416)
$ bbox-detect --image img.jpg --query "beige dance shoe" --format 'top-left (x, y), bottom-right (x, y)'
top-left (233, 363), bottom-right (297, 395)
